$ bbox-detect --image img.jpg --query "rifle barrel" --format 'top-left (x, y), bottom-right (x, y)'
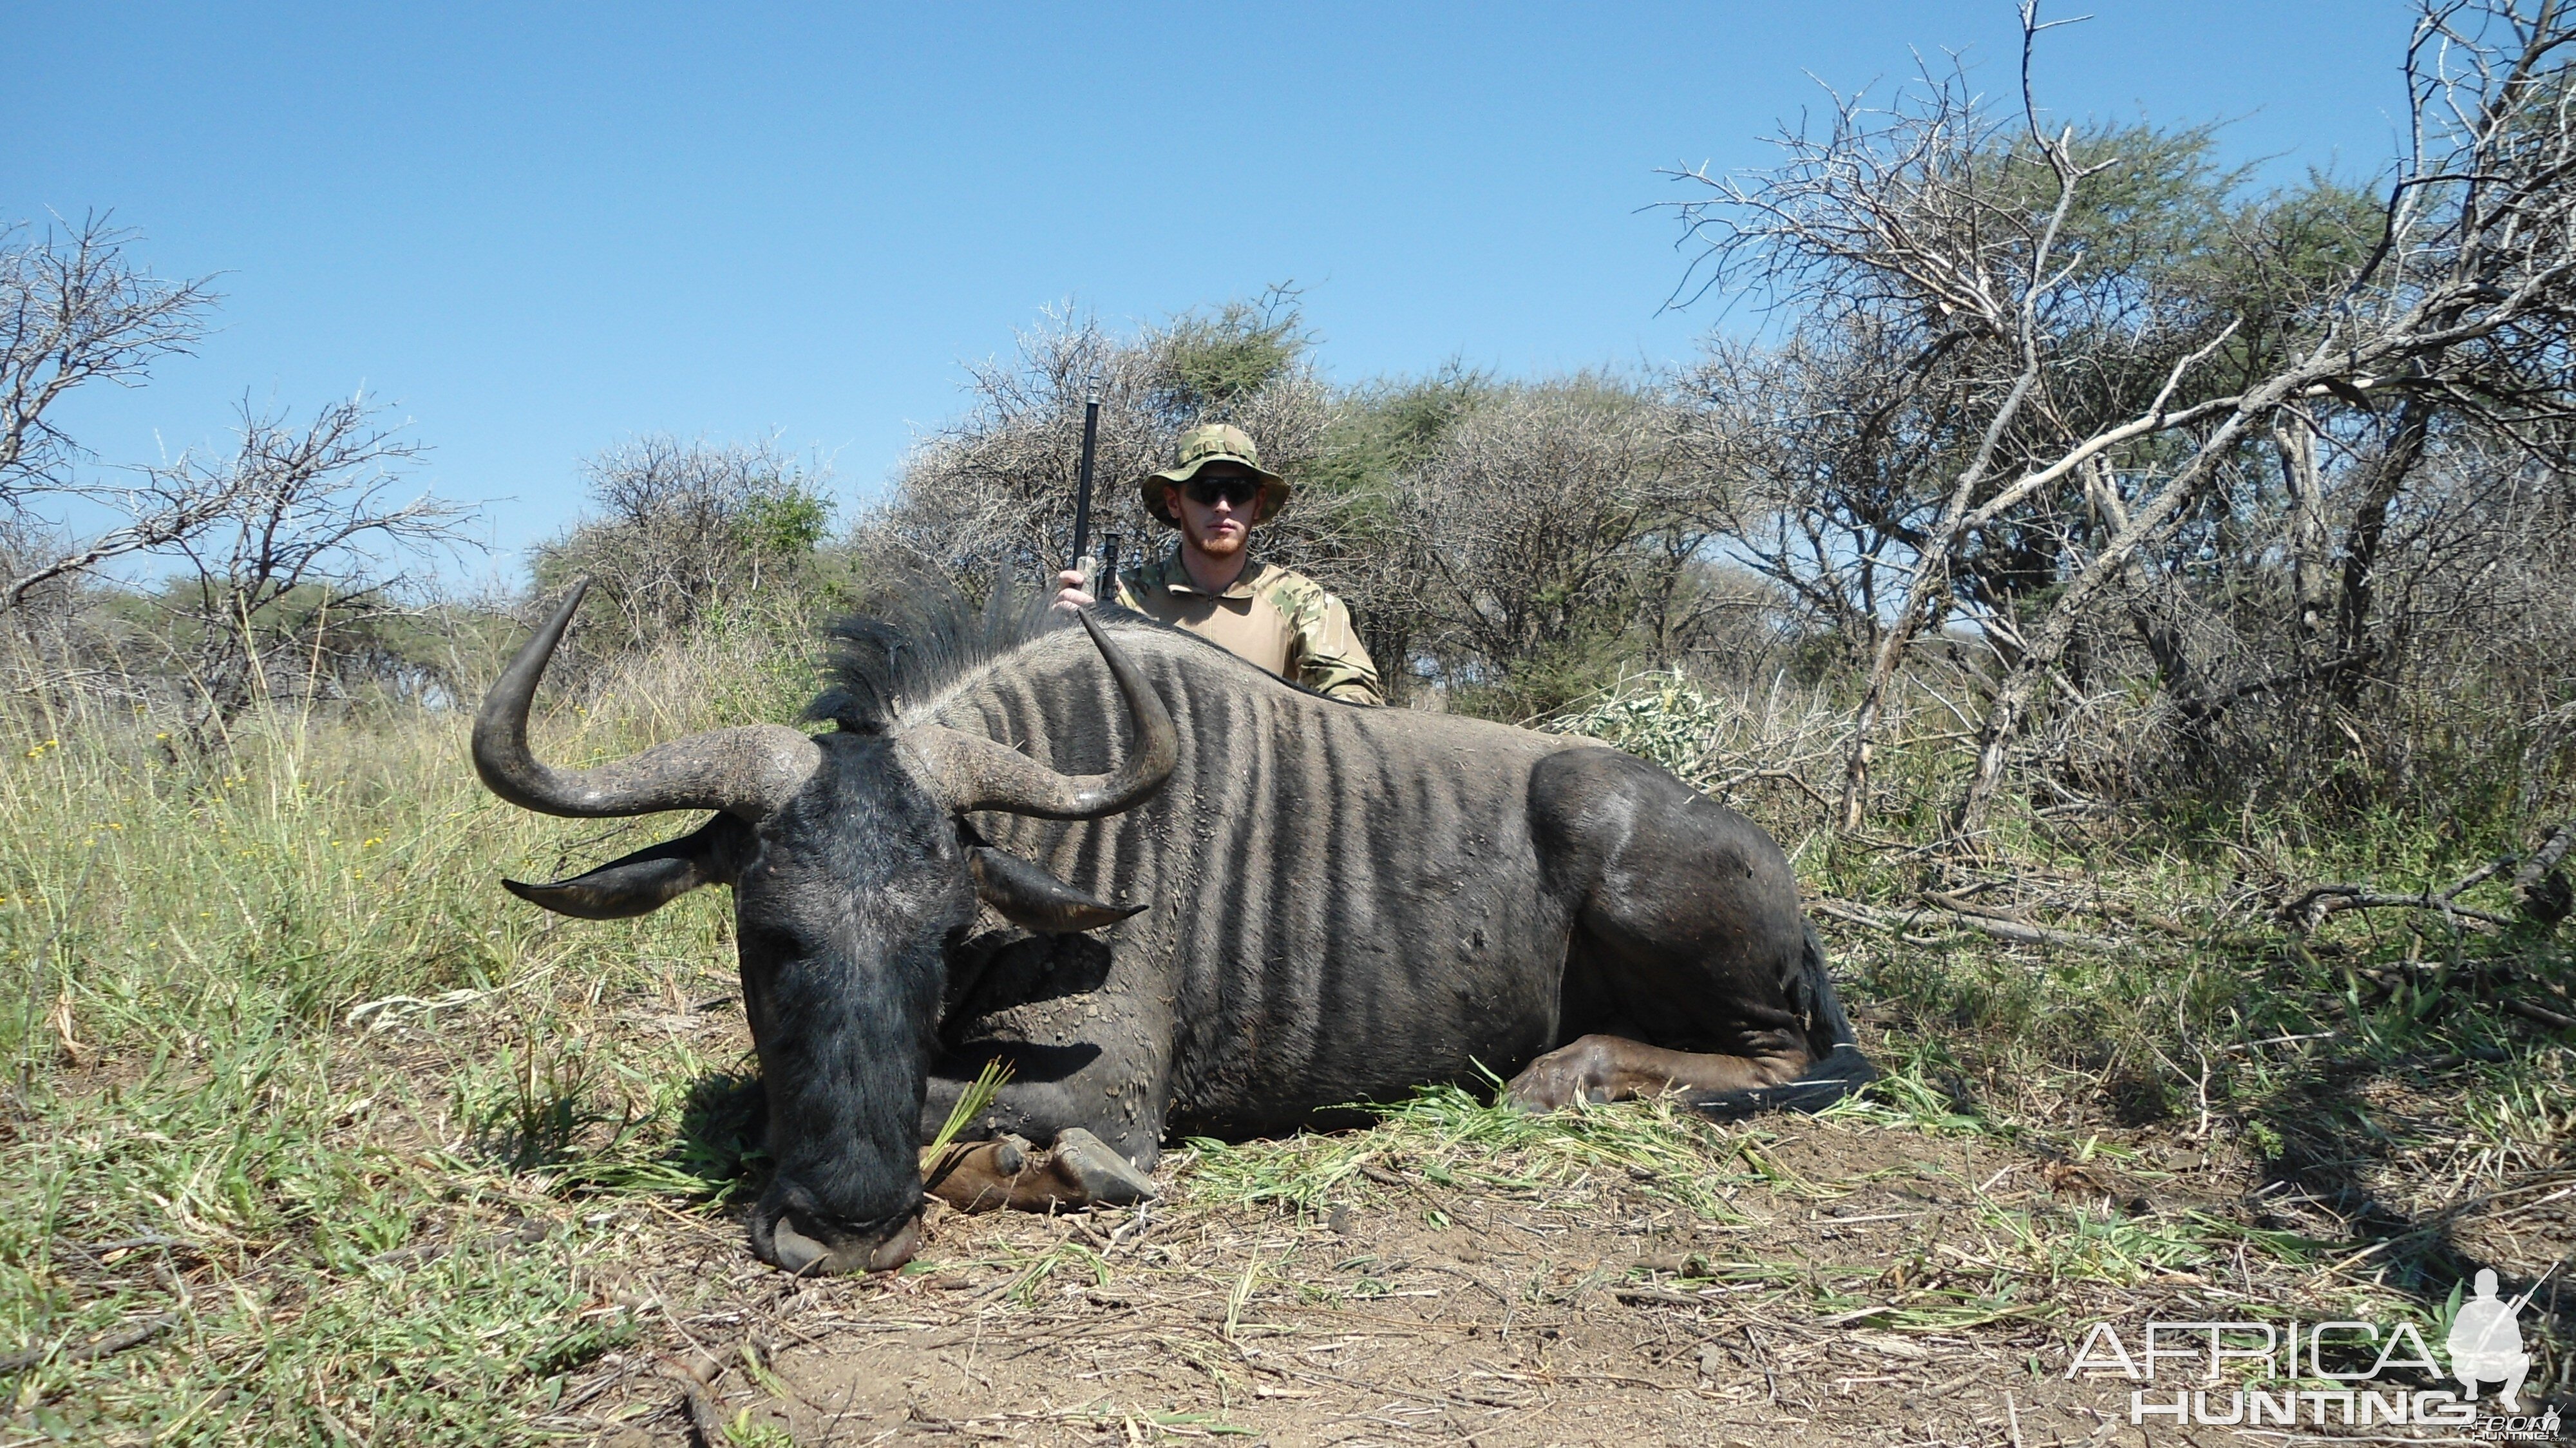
top-left (1070, 397), bottom-right (1102, 567)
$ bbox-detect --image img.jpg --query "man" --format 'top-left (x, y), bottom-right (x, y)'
top-left (1055, 422), bottom-right (1383, 705)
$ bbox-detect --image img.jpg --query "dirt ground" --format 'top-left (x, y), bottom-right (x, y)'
top-left (545, 1103), bottom-right (2564, 1448)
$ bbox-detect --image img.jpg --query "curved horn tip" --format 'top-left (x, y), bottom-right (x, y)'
top-left (902, 605), bottom-right (1173, 820)
top-left (545, 577), bottom-right (592, 630)
top-left (528, 577), bottom-right (593, 641)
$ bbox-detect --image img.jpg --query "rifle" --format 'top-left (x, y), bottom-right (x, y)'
top-left (2502, 1255), bottom-right (2561, 1319)
top-left (1068, 392), bottom-right (1103, 600)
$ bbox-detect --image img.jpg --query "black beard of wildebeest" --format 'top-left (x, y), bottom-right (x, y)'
top-left (473, 578), bottom-right (1871, 1275)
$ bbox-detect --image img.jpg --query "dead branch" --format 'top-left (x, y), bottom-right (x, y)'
top-left (2512, 821), bottom-right (2573, 924)
top-left (1712, 765), bottom-right (1837, 810)
top-left (2502, 997), bottom-right (2576, 1031)
top-left (0, 1314), bottom-right (174, 1376)
top-left (676, 1377), bottom-right (730, 1446)
top-left (1815, 896), bottom-right (2123, 951)
top-left (1, 213), bottom-right (216, 493)
top-left (2275, 882), bottom-right (2519, 933)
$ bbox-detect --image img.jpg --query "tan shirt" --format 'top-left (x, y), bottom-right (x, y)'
top-left (1110, 552), bottom-right (1385, 705)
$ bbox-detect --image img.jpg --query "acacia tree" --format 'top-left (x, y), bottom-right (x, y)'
top-left (534, 435), bottom-right (835, 643)
top-left (1397, 377), bottom-right (1743, 711)
top-left (1, 216), bottom-right (482, 719)
top-left (1293, 366), bottom-right (1495, 692)
top-left (871, 303), bottom-right (1785, 710)
top-left (1672, 0), bottom-right (2576, 837)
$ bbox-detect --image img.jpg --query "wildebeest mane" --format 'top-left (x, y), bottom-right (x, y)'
top-left (810, 571), bottom-right (1073, 734)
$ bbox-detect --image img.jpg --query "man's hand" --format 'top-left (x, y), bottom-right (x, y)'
top-left (1052, 568), bottom-right (1095, 613)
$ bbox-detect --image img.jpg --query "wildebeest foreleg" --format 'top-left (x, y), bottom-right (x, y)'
top-left (1503, 1032), bottom-right (1807, 1110)
top-left (916, 1019), bottom-right (1169, 1212)
top-left (922, 1128), bottom-right (1153, 1212)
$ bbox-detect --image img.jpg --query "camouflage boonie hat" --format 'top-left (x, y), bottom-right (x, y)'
top-left (1140, 423), bottom-right (1289, 526)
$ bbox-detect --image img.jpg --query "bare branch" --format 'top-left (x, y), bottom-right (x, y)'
top-left (0, 212), bottom-right (216, 495)
top-left (150, 395), bottom-right (477, 719)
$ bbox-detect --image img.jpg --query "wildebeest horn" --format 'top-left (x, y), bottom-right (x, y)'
top-left (968, 845), bottom-right (1148, 933)
top-left (504, 813), bottom-right (761, 919)
top-left (474, 580), bottom-right (822, 821)
top-left (902, 609), bottom-right (1176, 819)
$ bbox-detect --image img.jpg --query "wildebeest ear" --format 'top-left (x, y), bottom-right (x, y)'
top-left (967, 846), bottom-right (1147, 934)
top-left (504, 814), bottom-right (758, 920)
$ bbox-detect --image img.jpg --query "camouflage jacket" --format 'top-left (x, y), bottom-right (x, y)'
top-left (1110, 551), bottom-right (1385, 706)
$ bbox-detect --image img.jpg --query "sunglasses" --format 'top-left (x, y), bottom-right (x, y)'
top-left (1182, 476), bottom-right (1264, 508)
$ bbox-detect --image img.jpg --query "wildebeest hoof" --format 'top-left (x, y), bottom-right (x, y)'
top-left (762, 1209), bottom-right (920, 1276)
top-left (1048, 1127), bottom-right (1156, 1206)
top-left (1502, 1037), bottom-right (1613, 1112)
top-left (925, 1134), bottom-right (1036, 1213)
top-left (988, 1135), bottom-right (1028, 1176)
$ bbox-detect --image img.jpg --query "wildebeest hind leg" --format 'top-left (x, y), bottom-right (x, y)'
top-left (1504, 1033), bottom-right (1805, 1112)
top-left (1520, 748), bottom-right (1857, 1116)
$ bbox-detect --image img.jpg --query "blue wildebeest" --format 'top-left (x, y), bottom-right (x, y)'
top-left (474, 582), bottom-right (1868, 1273)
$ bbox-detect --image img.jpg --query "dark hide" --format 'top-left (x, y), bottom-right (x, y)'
top-left (1689, 925), bottom-right (1873, 1118)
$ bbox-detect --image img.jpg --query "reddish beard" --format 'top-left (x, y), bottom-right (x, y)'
top-left (1184, 513), bottom-right (1248, 558)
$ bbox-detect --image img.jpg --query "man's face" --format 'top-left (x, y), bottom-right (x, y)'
top-left (1164, 465), bottom-right (1263, 560)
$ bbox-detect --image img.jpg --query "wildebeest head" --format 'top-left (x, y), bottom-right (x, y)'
top-left (472, 582), bottom-right (1175, 1273)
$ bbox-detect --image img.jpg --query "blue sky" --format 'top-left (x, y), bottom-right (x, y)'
top-left (10, 3), bottom-right (2410, 568)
